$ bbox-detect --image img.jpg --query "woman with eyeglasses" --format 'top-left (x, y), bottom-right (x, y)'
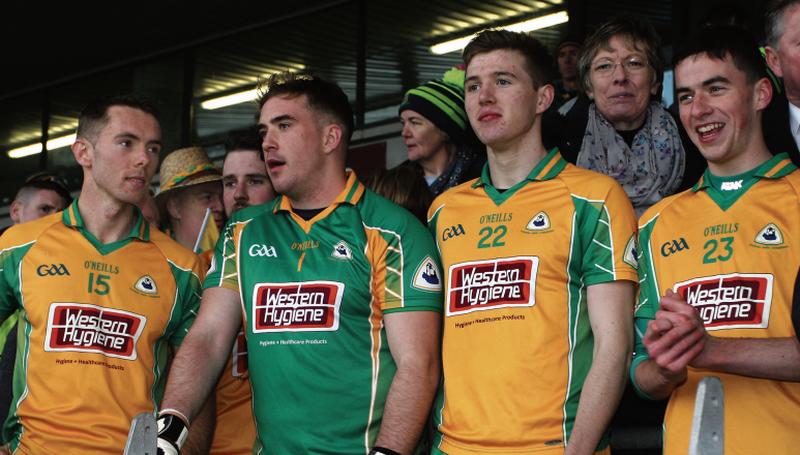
top-left (552, 16), bottom-right (697, 215)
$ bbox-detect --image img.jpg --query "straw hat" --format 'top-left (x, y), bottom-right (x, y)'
top-left (155, 146), bottom-right (221, 207)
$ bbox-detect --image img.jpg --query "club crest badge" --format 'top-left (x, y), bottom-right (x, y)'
top-left (133, 275), bottom-right (158, 296)
top-left (754, 223), bottom-right (784, 247)
top-left (413, 256), bottom-right (442, 291)
top-left (623, 235), bottom-right (638, 268)
top-left (331, 241), bottom-right (353, 260)
top-left (524, 211), bottom-right (551, 233)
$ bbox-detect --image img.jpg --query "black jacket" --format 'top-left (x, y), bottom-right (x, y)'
top-left (762, 92), bottom-right (800, 166)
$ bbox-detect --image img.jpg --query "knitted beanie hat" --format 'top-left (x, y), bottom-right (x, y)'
top-left (399, 67), bottom-right (468, 142)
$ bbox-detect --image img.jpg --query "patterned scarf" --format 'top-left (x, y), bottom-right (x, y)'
top-left (577, 102), bottom-right (685, 215)
top-left (429, 144), bottom-right (480, 196)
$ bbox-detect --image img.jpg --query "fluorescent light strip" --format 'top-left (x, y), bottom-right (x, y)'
top-left (200, 89), bottom-right (260, 110)
top-left (430, 11), bottom-right (569, 55)
top-left (7, 134), bottom-right (77, 159)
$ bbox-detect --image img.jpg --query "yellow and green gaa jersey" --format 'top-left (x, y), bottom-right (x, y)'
top-left (0, 200), bottom-right (203, 454)
top-left (428, 150), bottom-right (638, 454)
top-left (204, 172), bottom-right (442, 454)
top-left (210, 330), bottom-right (255, 454)
top-left (196, 250), bottom-right (257, 455)
top-left (632, 153), bottom-right (800, 455)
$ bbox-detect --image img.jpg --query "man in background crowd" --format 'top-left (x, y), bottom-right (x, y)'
top-left (0, 172), bottom-right (72, 444)
top-left (208, 128), bottom-right (275, 454)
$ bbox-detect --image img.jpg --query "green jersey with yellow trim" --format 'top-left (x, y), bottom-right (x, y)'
top-left (204, 171), bottom-right (442, 454)
top-left (632, 153), bottom-right (800, 455)
top-left (428, 149), bottom-right (637, 454)
top-left (0, 200), bottom-right (203, 454)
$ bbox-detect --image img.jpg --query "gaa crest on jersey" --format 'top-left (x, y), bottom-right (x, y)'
top-left (413, 256), bottom-right (442, 292)
top-left (674, 273), bottom-right (773, 330)
top-left (523, 211), bottom-right (551, 233)
top-left (45, 303), bottom-right (146, 360)
top-left (752, 223), bottom-right (784, 247)
top-left (446, 256), bottom-right (538, 316)
top-left (331, 241), bottom-right (353, 260)
top-left (133, 275), bottom-right (158, 296)
top-left (252, 281), bottom-right (343, 332)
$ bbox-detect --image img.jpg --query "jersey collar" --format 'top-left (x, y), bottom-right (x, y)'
top-left (692, 152), bottom-right (798, 192)
top-left (471, 147), bottom-right (567, 189)
top-left (62, 198), bottom-right (150, 242)
top-left (273, 170), bottom-right (365, 233)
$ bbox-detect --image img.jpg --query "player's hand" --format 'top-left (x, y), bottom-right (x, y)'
top-left (156, 412), bottom-right (189, 455)
top-left (0, 443), bottom-right (10, 455)
top-left (643, 290), bottom-right (705, 383)
top-left (658, 290), bottom-right (717, 369)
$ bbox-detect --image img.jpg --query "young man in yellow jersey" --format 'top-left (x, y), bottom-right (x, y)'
top-left (632, 26), bottom-right (800, 454)
top-left (0, 95), bottom-right (208, 453)
top-left (428, 30), bottom-right (637, 454)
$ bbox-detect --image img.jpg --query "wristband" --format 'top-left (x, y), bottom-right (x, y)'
top-left (369, 447), bottom-right (402, 455)
top-left (156, 412), bottom-right (189, 453)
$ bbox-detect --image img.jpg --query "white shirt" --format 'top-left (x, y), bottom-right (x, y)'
top-left (789, 101), bottom-right (800, 152)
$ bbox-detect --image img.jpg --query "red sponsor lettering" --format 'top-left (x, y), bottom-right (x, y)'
top-left (675, 273), bottom-right (773, 330)
top-left (231, 330), bottom-right (248, 378)
top-left (446, 257), bottom-right (538, 316)
top-left (252, 281), bottom-right (343, 332)
top-left (45, 303), bottom-right (145, 360)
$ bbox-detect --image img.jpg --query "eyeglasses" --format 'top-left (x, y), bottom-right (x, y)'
top-left (591, 57), bottom-right (649, 77)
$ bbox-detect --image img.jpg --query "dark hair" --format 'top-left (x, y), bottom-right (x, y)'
top-left (15, 172), bottom-right (73, 206)
top-left (462, 29), bottom-right (555, 88)
top-left (673, 26), bottom-right (767, 84)
top-left (76, 94), bottom-right (160, 143)
top-left (224, 126), bottom-right (263, 161)
top-left (577, 16), bottom-right (664, 93)
top-left (257, 72), bottom-right (354, 147)
top-left (765, 0), bottom-right (800, 47)
top-left (365, 165), bottom-right (433, 224)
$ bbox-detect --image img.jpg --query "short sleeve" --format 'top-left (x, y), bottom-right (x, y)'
top-left (365, 215), bottom-right (443, 315)
top-left (630, 216), bottom-right (661, 399)
top-left (575, 181), bottom-right (639, 286)
top-left (204, 220), bottom-right (243, 293)
top-left (166, 256), bottom-right (205, 347)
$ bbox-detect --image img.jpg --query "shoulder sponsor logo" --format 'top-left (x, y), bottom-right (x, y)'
top-left (252, 281), bottom-right (343, 332)
top-left (720, 180), bottom-right (743, 191)
top-left (44, 303), bottom-right (146, 360)
top-left (441, 224), bottom-right (465, 242)
top-left (660, 238), bottom-right (689, 257)
top-left (412, 256), bottom-right (442, 291)
top-left (133, 275), bottom-right (158, 295)
top-left (249, 244), bottom-right (278, 257)
top-left (37, 264), bottom-right (70, 276)
top-left (83, 260), bottom-right (119, 275)
top-left (523, 211), bottom-right (551, 233)
top-left (446, 256), bottom-right (538, 316)
top-left (623, 235), bottom-right (638, 269)
top-left (753, 223), bottom-right (784, 246)
top-left (674, 273), bottom-right (773, 330)
top-left (331, 241), bottom-right (352, 260)
top-left (291, 240), bottom-right (320, 251)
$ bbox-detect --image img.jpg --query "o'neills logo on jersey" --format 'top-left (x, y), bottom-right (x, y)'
top-left (44, 303), bottom-right (146, 360)
top-left (252, 281), bottom-right (343, 332)
top-left (674, 273), bottom-right (773, 330)
top-left (446, 256), bottom-right (538, 316)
